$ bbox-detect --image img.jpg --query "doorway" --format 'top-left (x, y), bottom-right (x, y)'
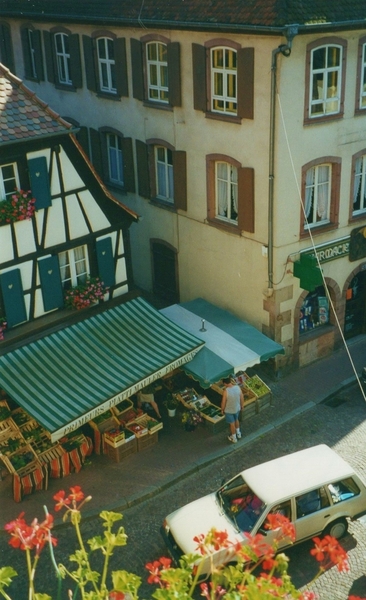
top-left (151, 240), bottom-right (179, 305)
top-left (344, 271), bottom-right (366, 339)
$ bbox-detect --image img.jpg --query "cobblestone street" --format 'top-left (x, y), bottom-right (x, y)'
top-left (2, 381), bottom-right (366, 598)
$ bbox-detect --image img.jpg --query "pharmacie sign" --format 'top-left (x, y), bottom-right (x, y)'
top-left (302, 237), bottom-right (350, 264)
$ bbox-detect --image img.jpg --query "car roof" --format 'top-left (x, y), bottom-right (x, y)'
top-left (241, 445), bottom-right (356, 505)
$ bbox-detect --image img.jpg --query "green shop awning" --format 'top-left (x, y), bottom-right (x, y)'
top-left (0, 297), bottom-right (204, 442)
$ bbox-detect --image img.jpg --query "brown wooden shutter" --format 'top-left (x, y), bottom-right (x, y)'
top-left (192, 43), bottom-right (207, 111)
top-left (0, 23), bottom-right (15, 73)
top-left (167, 42), bottom-right (181, 107)
top-left (90, 128), bottom-right (103, 177)
top-left (238, 167), bottom-right (255, 232)
top-left (43, 31), bottom-right (55, 83)
top-left (136, 139), bottom-right (150, 198)
top-left (173, 150), bottom-right (187, 211)
top-left (131, 38), bottom-right (144, 101)
top-left (33, 30), bottom-right (44, 81)
top-left (20, 27), bottom-right (32, 79)
top-left (122, 137), bottom-right (135, 193)
top-left (82, 35), bottom-right (97, 92)
top-left (115, 37), bottom-right (129, 97)
top-left (69, 33), bottom-right (82, 88)
top-left (237, 47), bottom-right (254, 120)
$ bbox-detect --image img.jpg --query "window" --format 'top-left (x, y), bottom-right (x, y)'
top-left (54, 33), bottom-right (71, 85)
top-left (97, 37), bottom-right (116, 93)
top-left (211, 47), bottom-right (237, 114)
top-left (136, 139), bottom-right (187, 210)
top-left (107, 133), bottom-right (124, 185)
top-left (192, 42), bottom-right (254, 120)
top-left (206, 154), bottom-right (254, 233)
top-left (299, 286), bottom-right (329, 334)
top-left (328, 479), bottom-right (360, 504)
top-left (59, 245), bottom-right (88, 289)
top-left (0, 163), bottom-right (19, 200)
top-left (21, 26), bottom-right (44, 81)
top-left (146, 42), bottom-right (168, 103)
top-left (43, 29), bottom-right (82, 89)
top-left (83, 33), bottom-right (128, 97)
top-left (215, 161), bottom-right (238, 222)
top-left (359, 41), bottom-right (366, 110)
top-left (304, 164), bottom-right (331, 228)
top-left (301, 157), bottom-right (341, 234)
top-left (353, 154), bottom-right (366, 215)
top-left (155, 146), bottom-right (173, 202)
top-left (131, 37), bottom-right (181, 107)
top-left (296, 488), bottom-right (329, 518)
top-left (305, 38), bottom-right (346, 122)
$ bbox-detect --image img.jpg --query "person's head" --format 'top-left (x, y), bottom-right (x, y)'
top-left (222, 377), bottom-right (233, 386)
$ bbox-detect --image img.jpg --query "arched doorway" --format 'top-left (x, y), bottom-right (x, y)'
top-left (344, 271), bottom-right (366, 339)
top-left (151, 240), bottom-right (179, 305)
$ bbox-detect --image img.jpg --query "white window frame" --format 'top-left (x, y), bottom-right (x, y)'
top-left (309, 45), bottom-right (342, 117)
top-left (211, 47), bottom-right (237, 115)
top-left (304, 164), bottom-right (331, 229)
top-left (59, 245), bottom-right (89, 288)
top-left (0, 162), bottom-right (20, 200)
top-left (215, 161), bottom-right (238, 224)
top-left (28, 29), bottom-right (37, 79)
top-left (54, 32), bottom-right (72, 85)
top-left (107, 133), bottom-right (124, 185)
top-left (360, 43), bottom-right (366, 110)
top-left (353, 155), bottom-right (366, 215)
top-left (146, 41), bottom-right (169, 103)
top-left (97, 37), bottom-right (116, 93)
top-left (155, 146), bottom-right (174, 203)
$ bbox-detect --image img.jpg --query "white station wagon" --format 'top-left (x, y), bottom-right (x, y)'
top-left (161, 444), bottom-right (366, 575)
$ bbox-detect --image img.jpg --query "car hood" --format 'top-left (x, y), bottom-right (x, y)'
top-left (165, 492), bottom-right (241, 554)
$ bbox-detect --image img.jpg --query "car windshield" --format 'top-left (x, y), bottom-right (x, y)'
top-left (217, 475), bottom-right (266, 533)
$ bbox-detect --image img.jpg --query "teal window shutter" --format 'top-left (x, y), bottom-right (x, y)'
top-left (38, 256), bottom-right (64, 311)
top-left (28, 156), bottom-right (52, 209)
top-left (96, 237), bottom-right (115, 288)
top-left (0, 269), bottom-right (27, 328)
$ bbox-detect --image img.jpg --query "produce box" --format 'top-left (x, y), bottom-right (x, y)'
top-left (0, 400), bottom-right (11, 421)
top-left (59, 432), bottom-right (87, 452)
top-left (0, 443), bottom-right (39, 475)
top-left (0, 429), bottom-right (27, 456)
top-left (117, 407), bottom-right (144, 425)
top-left (131, 414), bottom-right (163, 435)
top-left (137, 430), bottom-right (158, 452)
top-left (0, 416), bottom-right (18, 436)
top-left (175, 388), bottom-right (202, 408)
top-left (243, 374), bottom-right (271, 399)
top-left (11, 408), bottom-right (35, 429)
top-left (126, 421), bottom-right (148, 437)
top-left (241, 398), bottom-right (258, 421)
top-left (21, 421), bottom-right (48, 443)
top-left (38, 443), bottom-right (66, 466)
top-left (111, 398), bottom-right (133, 418)
top-left (104, 427), bottom-right (136, 448)
top-left (89, 410), bottom-right (119, 433)
top-left (106, 436), bottom-right (137, 462)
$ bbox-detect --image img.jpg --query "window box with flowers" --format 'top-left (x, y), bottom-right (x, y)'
top-left (0, 189), bottom-right (36, 225)
top-left (64, 277), bottom-right (109, 310)
top-left (0, 318), bottom-right (7, 341)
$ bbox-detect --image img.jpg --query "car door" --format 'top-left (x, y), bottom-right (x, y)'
top-left (294, 486), bottom-right (331, 542)
top-left (255, 499), bottom-right (294, 551)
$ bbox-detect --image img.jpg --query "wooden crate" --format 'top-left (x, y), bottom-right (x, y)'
top-left (243, 374), bottom-right (271, 399)
top-left (0, 429), bottom-right (27, 456)
top-left (175, 388), bottom-right (202, 409)
top-left (0, 399), bottom-right (11, 421)
top-left (106, 436), bottom-right (137, 462)
top-left (104, 429), bottom-right (126, 447)
top-left (89, 411), bottom-right (119, 433)
top-left (132, 414), bottom-right (163, 435)
top-left (111, 398), bottom-right (134, 418)
top-left (241, 398), bottom-right (258, 421)
top-left (0, 443), bottom-right (39, 475)
top-left (117, 407), bottom-right (145, 425)
top-left (11, 407), bottom-right (34, 429)
top-left (38, 444), bottom-right (66, 466)
top-left (137, 431), bottom-right (158, 452)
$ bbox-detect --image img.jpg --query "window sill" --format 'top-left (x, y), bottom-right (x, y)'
top-left (299, 323), bottom-right (335, 342)
top-left (142, 100), bottom-right (173, 112)
top-left (300, 222), bottom-right (338, 238)
top-left (207, 218), bottom-right (241, 235)
top-left (205, 111), bottom-right (241, 125)
top-left (349, 212), bottom-right (366, 223)
top-left (354, 108), bottom-right (366, 117)
top-left (96, 91), bottom-right (121, 101)
top-left (54, 83), bottom-right (77, 92)
top-left (303, 112), bottom-right (343, 126)
top-left (106, 181), bottom-right (127, 195)
top-left (150, 198), bottom-right (176, 212)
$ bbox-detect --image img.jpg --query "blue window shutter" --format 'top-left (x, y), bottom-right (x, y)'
top-left (38, 256), bottom-right (64, 311)
top-left (0, 269), bottom-right (27, 328)
top-left (28, 156), bottom-right (52, 209)
top-left (96, 237), bottom-right (115, 288)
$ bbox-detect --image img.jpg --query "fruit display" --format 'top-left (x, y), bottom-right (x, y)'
top-left (0, 405), bottom-right (11, 420)
top-left (244, 375), bottom-right (271, 398)
top-left (10, 451), bottom-right (35, 472)
top-left (0, 435), bottom-right (26, 456)
top-left (92, 410), bottom-right (114, 425)
top-left (59, 433), bottom-right (86, 452)
top-left (11, 409), bottom-right (33, 427)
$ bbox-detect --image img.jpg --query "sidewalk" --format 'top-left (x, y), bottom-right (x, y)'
top-left (1, 335), bottom-right (366, 530)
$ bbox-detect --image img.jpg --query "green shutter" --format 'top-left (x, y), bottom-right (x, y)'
top-left (96, 237), bottom-right (115, 288)
top-left (28, 156), bottom-right (51, 209)
top-left (38, 256), bottom-right (64, 311)
top-left (0, 269), bottom-right (27, 328)
top-left (131, 39), bottom-right (144, 101)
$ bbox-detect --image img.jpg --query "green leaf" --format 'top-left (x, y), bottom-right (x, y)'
top-left (0, 566), bottom-right (17, 588)
top-left (88, 535), bottom-right (107, 551)
top-left (99, 510), bottom-right (123, 524)
top-left (34, 594), bottom-right (53, 600)
top-left (111, 569), bottom-right (142, 594)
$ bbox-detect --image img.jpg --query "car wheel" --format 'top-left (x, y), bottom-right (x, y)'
top-left (325, 518), bottom-right (348, 539)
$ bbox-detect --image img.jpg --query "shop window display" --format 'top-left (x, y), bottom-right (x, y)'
top-left (299, 285), bottom-right (329, 334)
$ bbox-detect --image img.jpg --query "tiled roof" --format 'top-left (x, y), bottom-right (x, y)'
top-left (0, 0), bottom-right (365, 32)
top-left (0, 64), bottom-right (71, 145)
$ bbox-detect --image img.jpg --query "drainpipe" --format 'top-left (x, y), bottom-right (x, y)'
top-left (268, 25), bottom-right (299, 295)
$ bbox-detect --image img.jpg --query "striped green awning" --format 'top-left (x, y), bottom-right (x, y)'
top-left (0, 297), bottom-right (204, 442)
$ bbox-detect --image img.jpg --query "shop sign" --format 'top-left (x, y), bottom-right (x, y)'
top-left (302, 237), bottom-right (350, 264)
top-left (51, 347), bottom-right (201, 442)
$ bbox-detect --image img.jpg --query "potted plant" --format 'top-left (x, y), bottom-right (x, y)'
top-left (164, 393), bottom-right (179, 417)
